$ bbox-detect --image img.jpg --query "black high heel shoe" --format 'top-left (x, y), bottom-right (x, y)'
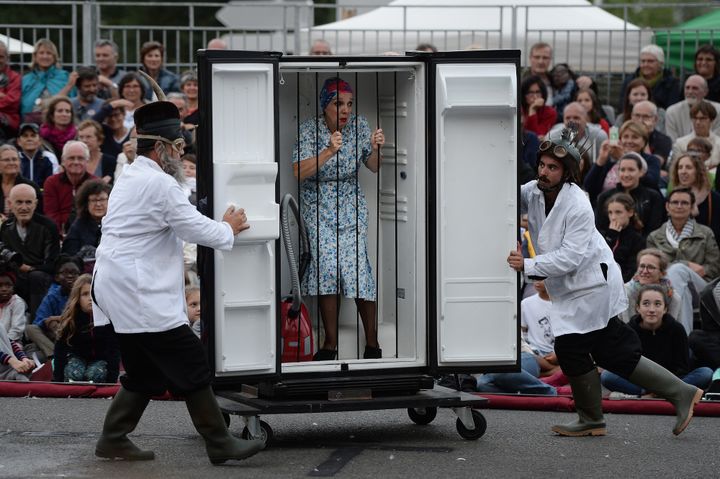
top-left (313, 349), bottom-right (338, 361)
top-left (363, 346), bottom-right (382, 359)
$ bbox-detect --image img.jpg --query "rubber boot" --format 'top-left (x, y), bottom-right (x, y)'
top-left (95, 387), bottom-right (155, 460)
top-left (185, 386), bottom-right (264, 465)
top-left (551, 369), bottom-right (607, 436)
top-left (628, 356), bottom-right (704, 436)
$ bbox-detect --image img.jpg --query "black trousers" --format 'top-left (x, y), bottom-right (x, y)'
top-left (116, 325), bottom-right (212, 396)
top-left (689, 330), bottom-right (720, 370)
top-left (554, 316), bottom-right (642, 378)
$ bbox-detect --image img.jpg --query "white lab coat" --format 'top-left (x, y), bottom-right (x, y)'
top-left (521, 180), bottom-right (628, 337)
top-left (92, 156), bottom-right (234, 333)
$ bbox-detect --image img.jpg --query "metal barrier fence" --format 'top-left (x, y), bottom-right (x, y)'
top-left (1, 1), bottom-right (719, 107)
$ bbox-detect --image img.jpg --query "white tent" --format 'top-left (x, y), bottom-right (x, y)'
top-left (311, 0), bottom-right (653, 72)
top-left (0, 34), bottom-right (35, 55)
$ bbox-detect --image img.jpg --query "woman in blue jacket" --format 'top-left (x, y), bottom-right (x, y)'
top-left (21, 39), bottom-right (75, 122)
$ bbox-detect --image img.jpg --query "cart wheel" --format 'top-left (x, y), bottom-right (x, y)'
top-left (241, 420), bottom-right (273, 447)
top-left (222, 412), bottom-right (231, 428)
top-left (407, 407), bottom-right (438, 425)
top-left (455, 410), bottom-right (487, 440)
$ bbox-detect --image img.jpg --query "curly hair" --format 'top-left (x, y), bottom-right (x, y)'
top-left (75, 179), bottom-right (111, 220)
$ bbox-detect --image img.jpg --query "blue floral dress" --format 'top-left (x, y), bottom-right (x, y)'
top-left (293, 114), bottom-right (376, 300)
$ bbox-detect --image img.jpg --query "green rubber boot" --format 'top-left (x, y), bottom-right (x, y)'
top-left (185, 386), bottom-right (264, 465)
top-left (629, 356), bottom-right (704, 435)
top-left (552, 369), bottom-right (607, 436)
top-left (95, 387), bottom-right (155, 460)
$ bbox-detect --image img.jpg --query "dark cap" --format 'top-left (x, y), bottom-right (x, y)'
top-left (134, 101), bottom-right (183, 150)
top-left (19, 123), bottom-right (40, 134)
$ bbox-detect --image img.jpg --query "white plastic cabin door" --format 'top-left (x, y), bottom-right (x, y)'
top-left (431, 54), bottom-right (520, 373)
top-left (199, 51), bottom-right (280, 383)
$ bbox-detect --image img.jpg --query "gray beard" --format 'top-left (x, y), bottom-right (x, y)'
top-left (160, 151), bottom-right (186, 185)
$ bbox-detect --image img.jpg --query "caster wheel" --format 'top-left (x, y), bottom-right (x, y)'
top-left (407, 407), bottom-right (438, 425)
top-left (241, 420), bottom-right (273, 447)
top-left (456, 410), bottom-right (487, 440)
top-left (222, 413), bottom-right (231, 428)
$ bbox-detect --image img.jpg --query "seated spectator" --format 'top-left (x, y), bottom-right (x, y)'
top-left (180, 71), bottom-right (198, 123)
top-left (521, 75), bottom-right (557, 139)
top-left (575, 87), bottom-right (609, 134)
top-left (53, 274), bottom-right (120, 383)
top-left (584, 121), bottom-right (662, 205)
top-left (206, 38), bottom-right (228, 50)
top-left (689, 278), bottom-right (720, 370)
top-left (71, 67), bottom-right (105, 122)
top-left (549, 63), bottom-right (576, 121)
top-left (665, 75), bottom-right (720, 142)
top-left (43, 141), bottom-right (97, 235)
top-left (113, 128), bottom-right (136, 181)
top-left (40, 96), bottom-right (77, 156)
top-left (20, 38), bottom-right (76, 123)
top-left (116, 73), bottom-right (147, 130)
top-left (689, 44), bottom-right (720, 103)
top-left (181, 153), bottom-right (196, 201)
top-left (93, 39), bottom-right (125, 100)
top-left (0, 145), bottom-right (43, 218)
top-left (167, 92), bottom-right (195, 150)
top-left (669, 152), bottom-right (720, 245)
top-left (615, 78), bottom-right (666, 133)
top-left (597, 193), bottom-right (645, 282)
top-left (24, 255), bottom-right (81, 360)
top-left (186, 286), bottom-right (201, 338)
top-left (138, 41), bottom-right (179, 100)
top-left (0, 184), bottom-right (59, 318)
top-left (0, 40), bottom-right (21, 143)
top-left (647, 187), bottom-right (720, 333)
top-left (0, 324), bottom-right (34, 382)
top-left (92, 99), bottom-right (132, 160)
top-left (622, 248), bottom-right (681, 323)
top-left (595, 153), bottom-right (665, 238)
top-left (309, 39), bottom-right (332, 55)
top-left (632, 100), bottom-right (672, 164)
top-left (601, 285), bottom-right (713, 396)
top-left (475, 281), bottom-right (557, 395)
top-left (672, 100), bottom-right (720, 170)
top-left (62, 179), bottom-right (110, 256)
top-left (77, 120), bottom-right (116, 183)
top-left (415, 43), bottom-right (437, 53)
top-left (619, 44), bottom-right (681, 111)
top-left (547, 102), bottom-right (607, 163)
top-left (16, 122), bottom-right (59, 187)
top-left (0, 271), bottom-right (28, 343)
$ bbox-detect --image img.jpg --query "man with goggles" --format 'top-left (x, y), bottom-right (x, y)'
top-left (91, 84), bottom-right (264, 464)
top-left (507, 126), bottom-right (703, 438)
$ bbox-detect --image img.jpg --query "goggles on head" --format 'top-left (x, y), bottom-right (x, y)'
top-left (136, 134), bottom-right (186, 152)
top-left (538, 140), bottom-right (569, 159)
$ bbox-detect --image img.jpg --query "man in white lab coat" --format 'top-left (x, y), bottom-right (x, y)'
top-left (92, 98), bottom-right (263, 464)
top-left (508, 126), bottom-right (703, 437)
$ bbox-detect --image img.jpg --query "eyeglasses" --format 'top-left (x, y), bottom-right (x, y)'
top-left (631, 113), bottom-right (655, 121)
top-left (89, 197), bottom-right (108, 204)
top-left (526, 89), bottom-right (542, 95)
top-left (637, 264), bottom-right (659, 271)
top-left (539, 140), bottom-right (569, 158)
top-left (669, 200), bottom-right (691, 207)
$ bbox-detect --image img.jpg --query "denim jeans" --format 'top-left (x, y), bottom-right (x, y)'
top-left (601, 366), bottom-right (714, 395)
top-left (475, 352), bottom-right (557, 395)
top-left (666, 262), bottom-right (707, 335)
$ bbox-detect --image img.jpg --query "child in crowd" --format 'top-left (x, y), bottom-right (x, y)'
top-left (24, 255), bottom-right (82, 360)
top-left (53, 274), bottom-right (120, 383)
top-left (0, 271), bottom-right (28, 342)
top-left (186, 286), bottom-right (201, 338)
top-left (181, 153), bottom-right (196, 203)
top-left (0, 325), bottom-right (35, 381)
top-left (598, 193), bottom-right (645, 282)
top-left (601, 284), bottom-right (713, 396)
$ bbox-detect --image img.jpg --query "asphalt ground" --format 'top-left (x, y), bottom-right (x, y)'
top-left (1, 396), bottom-right (719, 478)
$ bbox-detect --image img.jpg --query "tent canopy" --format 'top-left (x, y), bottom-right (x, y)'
top-left (310, 0), bottom-right (646, 72)
top-left (0, 34), bottom-right (35, 55)
top-left (654, 9), bottom-right (720, 72)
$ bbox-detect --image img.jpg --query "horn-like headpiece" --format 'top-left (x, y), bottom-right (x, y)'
top-left (137, 70), bottom-right (166, 101)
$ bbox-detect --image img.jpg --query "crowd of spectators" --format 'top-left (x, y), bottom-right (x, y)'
top-left (2, 35), bottom-right (719, 396)
top-left (0, 36), bottom-right (206, 383)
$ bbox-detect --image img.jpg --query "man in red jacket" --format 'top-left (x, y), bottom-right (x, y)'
top-left (0, 41), bottom-right (21, 143)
